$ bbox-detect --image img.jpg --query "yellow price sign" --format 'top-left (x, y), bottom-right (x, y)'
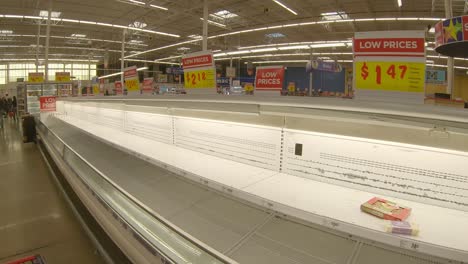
top-left (93, 84), bottom-right (100, 95)
top-left (28, 73), bottom-right (44, 83)
top-left (55, 72), bottom-right (71, 82)
top-left (125, 78), bottom-right (140, 91)
top-left (355, 61), bottom-right (425, 93)
top-left (184, 68), bottom-right (216, 89)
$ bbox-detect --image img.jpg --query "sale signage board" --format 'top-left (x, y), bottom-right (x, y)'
top-left (184, 68), bottom-right (216, 89)
top-left (28, 72), bottom-right (44, 83)
top-left (142, 78), bottom-right (154, 94)
top-left (353, 31), bottom-right (426, 94)
top-left (182, 51), bottom-right (216, 89)
top-left (55, 72), bottom-right (71, 82)
top-left (124, 66), bottom-right (139, 92)
top-left (114, 81), bottom-right (123, 95)
top-left (182, 52), bottom-right (213, 69)
top-left (39, 96), bottom-right (56, 112)
top-left (255, 66), bottom-right (285, 91)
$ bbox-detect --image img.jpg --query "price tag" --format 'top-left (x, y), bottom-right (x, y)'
top-left (125, 78), bottom-right (140, 91)
top-left (355, 61), bottom-right (425, 92)
top-left (184, 68), bottom-right (216, 89)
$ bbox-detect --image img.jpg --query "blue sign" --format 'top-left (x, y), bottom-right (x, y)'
top-left (166, 67), bottom-right (183, 75)
top-left (426, 69), bottom-right (446, 84)
top-left (217, 77), bottom-right (230, 87)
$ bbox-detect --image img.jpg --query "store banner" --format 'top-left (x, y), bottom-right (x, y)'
top-left (434, 16), bottom-right (468, 46)
top-left (226, 67), bottom-right (236, 78)
top-left (435, 22), bottom-right (444, 48)
top-left (114, 81), bottom-right (123, 95)
top-left (254, 66), bottom-right (285, 91)
top-left (307, 60), bottom-right (342, 73)
top-left (28, 72), bottom-right (44, 83)
top-left (464, 16), bottom-right (468, 41)
top-left (55, 72), bottom-right (71, 82)
top-left (353, 31), bottom-right (426, 94)
top-left (142, 77), bottom-right (154, 94)
top-left (182, 51), bottom-right (216, 89)
top-left (124, 66), bottom-right (139, 92)
top-left (39, 96), bottom-right (56, 112)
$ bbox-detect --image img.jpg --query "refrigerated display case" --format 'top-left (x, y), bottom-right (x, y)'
top-left (22, 82), bottom-right (66, 114)
top-left (16, 83), bottom-right (26, 117)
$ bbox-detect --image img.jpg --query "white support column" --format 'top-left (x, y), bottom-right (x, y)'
top-left (202, 0), bottom-right (208, 51)
top-left (120, 29), bottom-right (126, 86)
top-left (229, 57), bottom-right (233, 87)
top-left (445, 0), bottom-right (454, 97)
top-left (44, 6), bottom-right (52, 82)
top-left (36, 19), bottom-right (41, 72)
top-left (308, 50), bottom-right (313, 96)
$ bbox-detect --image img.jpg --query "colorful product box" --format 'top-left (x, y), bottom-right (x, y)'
top-left (361, 197), bottom-right (411, 221)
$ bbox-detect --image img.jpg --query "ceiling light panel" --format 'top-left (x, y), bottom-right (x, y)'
top-left (39, 10), bottom-right (61, 18)
top-left (212, 10), bottom-right (238, 18)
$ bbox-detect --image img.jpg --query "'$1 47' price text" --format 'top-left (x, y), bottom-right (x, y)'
top-left (360, 62), bottom-right (407, 85)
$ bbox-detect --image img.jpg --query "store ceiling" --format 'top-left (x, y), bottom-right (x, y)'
top-left (1, 0), bottom-right (468, 71)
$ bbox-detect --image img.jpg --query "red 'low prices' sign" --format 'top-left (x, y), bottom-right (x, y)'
top-left (255, 66), bottom-right (285, 90)
top-left (182, 53), bottom-right (213, 69)
top-left (39, 96), bottom-right (56, 112)
top-left (353, 38), bottom-right (425, 54)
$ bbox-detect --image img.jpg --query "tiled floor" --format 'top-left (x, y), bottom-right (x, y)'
top-left (0, 117), bottom-right (104, 264)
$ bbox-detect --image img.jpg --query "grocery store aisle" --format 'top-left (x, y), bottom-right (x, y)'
top-left (0, 118), bottom-right (104, 264)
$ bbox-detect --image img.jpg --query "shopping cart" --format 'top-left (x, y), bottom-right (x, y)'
top-left (4, 255), bottom-right (46, 264)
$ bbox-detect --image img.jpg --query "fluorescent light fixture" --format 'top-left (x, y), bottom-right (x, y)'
top-left (187, 34), bottom-right (202, 39)
top-left (200, 18), bottom-right (226, 28)
top-left (154, 55), bottom-right (181, 61)
top-left (4, 15), bottom-right (23, 18)
top-left (0, 30), bottom-right (13, 34)
top-left (426, 60), bottom-right (434, 64)
top-left (212, 10), bottom-right (238, 18)
top-left (39, 10), bottom-right (61, 18)
top-left (272, 0), bottom-right (298, 15)
top-left (277, 45), bottom-right (309, 50)
top-left (177, 47), bottom-right (190, 51)
top-left (227, 50), bottom-right (251, 55)
top-left (71, 33), bottom-right (86, 38)
top-left (252, 60), bottom-right (308, 64)
top-left (99, 66), bottom-right (148, 79)
top-left (375, 17), bottom-right (397, 21)
top-left (310, 43), bottom-right (346, 48)
top-left (250, 47), bottom-right (278, 52)
top-left (213, 53), bottom-right (227, 57)
top-left (397, 0), bottom-right (402, 7)
top-left (397, 17), bottom-right (418, 20)
top-left (149, 4), bottom-right (168, 10)
top-left (129, 0), bottom-right (144, 4)
top-left (129, 39), bottom-right (144, 44)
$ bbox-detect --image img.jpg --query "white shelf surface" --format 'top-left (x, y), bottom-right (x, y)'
top-left (55, 114), bottom-right (468, 262)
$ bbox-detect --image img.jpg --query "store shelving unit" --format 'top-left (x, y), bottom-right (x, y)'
top-left (16, 83), bottom-right (26, 117)
top-left (21, 82), bottom-right (71, 115)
